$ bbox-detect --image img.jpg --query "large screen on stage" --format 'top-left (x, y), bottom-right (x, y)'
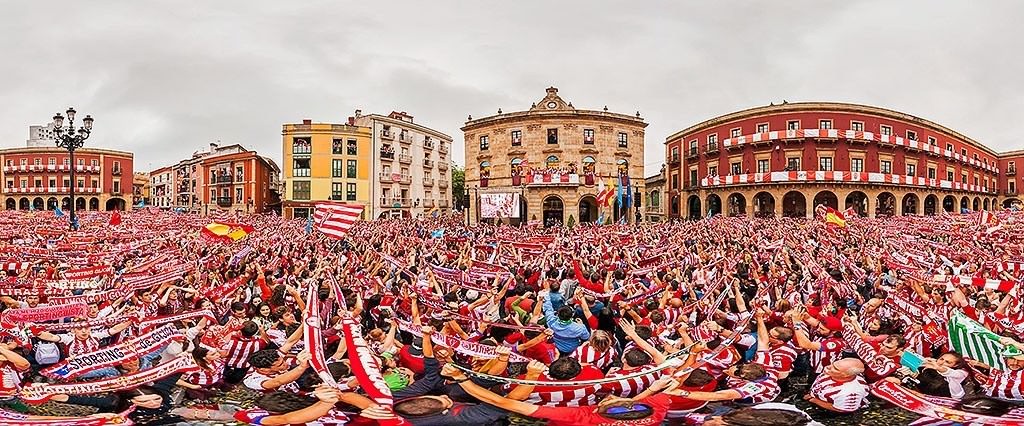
top-left (480, 193), bottom-right (521, 218)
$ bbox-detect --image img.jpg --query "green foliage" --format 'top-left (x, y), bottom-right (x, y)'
top-left (566, 214), bottom-right (576, 229)
top-left (451, 165), bottom-right (465, 210)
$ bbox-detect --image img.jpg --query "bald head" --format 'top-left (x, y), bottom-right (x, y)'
top-left (830, 358), bottom-right (865, 380)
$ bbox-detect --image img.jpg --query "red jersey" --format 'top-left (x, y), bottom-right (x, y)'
top-left (531, 393), bottom-right (672, 426)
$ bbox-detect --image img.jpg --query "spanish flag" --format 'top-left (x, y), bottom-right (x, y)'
top-left (824, 207), bottom-right (847, 228)
top-left (429, 204), bottom-right (440, 217)
top-left (201, 221), bottom-right (254, 242)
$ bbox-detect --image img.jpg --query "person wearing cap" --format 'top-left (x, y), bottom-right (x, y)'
top-left (976, 336), bottom-right (1024, 400)
top-left (788, 304), bottom-right (846, 381)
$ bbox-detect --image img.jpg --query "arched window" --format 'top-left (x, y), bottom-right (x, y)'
top-left (480, 161), bottom-right (491, 177)
top-left (546, 155), bottom-right (559, 169)
top-left (617, 159), bottom-right (629, 175)
top-left (510, 158), bottom-right (522, 176)
top-left (582, 156), bottom-right (596, 175)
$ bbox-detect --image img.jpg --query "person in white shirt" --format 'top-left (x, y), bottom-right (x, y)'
top-left (805, 358), bottom-right (869, 413)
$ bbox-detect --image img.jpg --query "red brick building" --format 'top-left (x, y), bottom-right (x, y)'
top-left (665, 102), bottom-right (1021, 219)
top-left (197, 146), bottom-right (281, 215)
top-left (1, 147), bottom-right (133, 211)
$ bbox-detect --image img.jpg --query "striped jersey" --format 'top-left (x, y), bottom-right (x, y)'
top-left (810, 374), bottom-right (869, 413)
top-left (984, 368), bottom-right (1024, 400)
top-left (571, 343), bottom-right (617, 371)
top-left (727, 370), bottom-right (781, 404)
top-left (223, 336), bottom-right (265, 369)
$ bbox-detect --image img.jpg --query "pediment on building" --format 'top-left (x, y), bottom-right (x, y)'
top-left (529, 87), bottom-right (576, 112)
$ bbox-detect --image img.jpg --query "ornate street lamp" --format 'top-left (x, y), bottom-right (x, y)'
top-left (52, 107), bottom-right (93, 230)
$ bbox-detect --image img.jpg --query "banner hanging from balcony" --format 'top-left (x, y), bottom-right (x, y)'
top-left (480, 193), bottom-right (521, 218)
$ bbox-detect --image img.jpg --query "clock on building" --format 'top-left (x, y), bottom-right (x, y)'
top-left (546, 101), bottom-right (557, 109)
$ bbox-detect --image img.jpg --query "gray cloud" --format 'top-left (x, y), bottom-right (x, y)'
top-left (1, 0), bottom-right (1022, 176)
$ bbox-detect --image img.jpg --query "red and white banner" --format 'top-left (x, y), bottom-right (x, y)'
top-left (22, 353), bottom-right (197, 403)
top-left (41, 324), bottom-right (183, 380)
top-left (62, 265), bottom-right (112, 280)
top-left (313, 202), bottom-right (364, 239)
top-left (0, 303), bottom-right (89, 325)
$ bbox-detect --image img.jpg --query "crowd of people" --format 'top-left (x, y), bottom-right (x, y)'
top-left (0, 207), bottom-right (1023, 425)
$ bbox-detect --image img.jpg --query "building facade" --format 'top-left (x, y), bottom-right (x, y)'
top-left (462, 87), bottom-right (648, 226)
top-left (352, 110), bottom-right (453, 219)
top-left (665, 102), bottom-right (1012, 219)
top-left (999, 150), bottom-right (1024, 210)
top-left (281, 120), bottom-right (372, 219)
top-left (1, 146), bottom-right (133, 211)
top-left (132, 172), bottom-right (150, 208)
top-left (644, 165), bottom-right (666, 222)
top-left (152, 143), bottom-right (281, 214)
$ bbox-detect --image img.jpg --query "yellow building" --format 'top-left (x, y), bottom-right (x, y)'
top-left (282, 120), bottom-right (372, 219)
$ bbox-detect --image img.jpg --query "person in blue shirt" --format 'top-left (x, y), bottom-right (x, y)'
top-left (541, 292), bottom-right (590, 356)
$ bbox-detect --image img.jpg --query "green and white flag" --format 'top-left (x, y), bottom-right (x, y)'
top-left (947, 309), bottom-right (1022, 371)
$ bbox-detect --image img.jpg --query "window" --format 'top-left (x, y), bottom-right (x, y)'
top-left (33, 158), bottom-right (41, 166)
top-left (671, 174), bottom-right (679, 190)
top-left (928, 167), bottom-right (936, 179)
top-left (112, 181), bottom-right (119, 193)
top-left (347, 160), bottom-right (357, 178)
top-left (293, 181), bottom-right (311, 200)
top-left (91, 179), bottom-right (98, 188)
top-left (851, 158), bottom-right (864, 172)
top-left (671, 147), bottom-right (679, 161)
top-left (946, 143), bottom-right (954, 153)
top-left (332, 159), bottom-right (344, 178)
top-left (819, 157), bottom-right (833, 171)
top-left (293, 158), bottom-right (311, 177)
top-left (730, 162), bottom-right (741, 175)
top-left (583, 129), bottom-right (595, 144)
top-left (973, 153), bottom-right (979, 162)
top-left (292, 138), bottom-right (311, 154)
top-left (347, 139), bottom-right (357, 156)
top-left (19, 159), bottom-right (26, 166)
top-left (730, 128), bottom-right (741, 138)
top-left (947, 170), bottom-right (954, 181)
top-left (689, 140), bottom-right (698, 155)
top-left (236, 166), bottom-right (244, 181)
top-left (1011, 181), bottom-right (1017, 193)
top-left (851, 121), bottom-right (864, 131)
top-left (906, 130), bottom-right (917, 141)
top-left (63, 158), bottom-right (69, 166)
top-left (961, 148), bottom-right (967, 157)
top-left (480, 135), bottom-right (489, 150)
top-left (880, 160), bottom-right (892, 174)
top-left (235, 188), bottom-right (243, 202)
top-left (756, 123), bottom-right (769, 133)
top-left (757, 159), bottom-right (770, 173)
top-left (928, 136), bottom-right (936, 146)
top-left (33, 178), bottom-right (41, 188)
top-left (689, 169), bottom-right (698, 187)
top-left (618, 132), bottom-right (628, 148)
top-left (787, 120), bottom-right (800, 130)
top-left (962, 173), bottom-right (968, 184)
top-left (511, 130), bottom-right (522, 146)
top-left (974, 176), bottom-right (979, 186)
top-left (819, 120), bottom-right (833, 130)
top-left (346, 183), bottom-right (357, 201)
top-left (880, 125), bottom-right (892, 136)
top-left (907, 164), bottom-right (916, 176)
top-left (545, 155), bottom-right (559, 168)
top-left (48, 178), bottom-right (55, 187)
top-left (708, 134), bottom-right (718, 148)
top-left (332, 139), bottom-right (344, 155)
top-left (787, 157), bottom-right (801, 170)
top-left (708, 165), bottom-right (718, 176)
top-left (547, 129), bottom-right (558, 144)
top-left (331, 183), bottom-right (343, 200)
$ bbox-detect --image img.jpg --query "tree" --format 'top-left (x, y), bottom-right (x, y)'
top-left (451, 165), bottom-right (465, 211)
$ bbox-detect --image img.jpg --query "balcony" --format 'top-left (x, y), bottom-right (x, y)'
top-left (705, 143), bottom-right (719, 156)
top-left (423, 159), bottom-right (434, 168)
top-left (423, 198), bottom-right (435, 208)
top-left (1008, 166), bottom-right (1017, 176)
top-left (398, 133), bottom-right (411, 144)
top-left (4, 186), bottom-right (103, 194)
top-left (438, 179), bottom-right (449, 188)
top-left (424, 138), bottom-right (434, 150)
top-left (423, 177), bottom-right (435, 187)
top-left (584, 136), bottom-right (595, 144)
top-left (378, 172), bottom-right (412, 184)
top-left (3, 164), bottom-right (102, 174)
top-left (1007, 189), bottom-right (1019, 197)
top-left (439, 161), bottom-right (449, 171)
top-left (686, 148), bottom-right (699, 159)
top-left (440, 144), bottom-right (449, 154)
top-left (646, 205), bottom-right (663, 213)
top-left (216, 197), bottom-right (233, 207)
top-left (398, 154), bottom-right (412, 164)
top-left (380, 150), bottom-right (395, 160)
top-left (214, 175), bottom-right (234, 184)
top-left (379, 197), bottom-right (411, 207)
top-left (381, 130), bottom-right (394, 140)
top-left (440, 200), bottom-right (449, 208)
top-left (668, 154), bottom-right (680, 165)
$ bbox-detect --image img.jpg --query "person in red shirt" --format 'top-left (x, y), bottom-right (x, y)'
top-left (446, 364), bottom-right (678, 426)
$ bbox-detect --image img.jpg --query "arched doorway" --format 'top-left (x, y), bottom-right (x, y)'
top-left (973, 197), bottom-right (980, 211)
top-left (76, 198), bottom-right (86, 211)
top-left (984, 198), bottom-right (990, 210)
top-left (753, 192), bottom-right (775, 218)
top-left (5, 199), bottom-right (14, 210)
top-left (727, 193), bottom-right (746, 216)
top-left (89, 197), bottom-right (100, 211)
top-left (902, 193), bottom-right (919, 215)
top-left (813, 191), bottom-right (838, 210)
top-left (1004, 198), bottom-right (1022, 210)
top-left (960, 197), bottom-right (969, 213)
top-left (876, 192), bottom-right (896, 217)
top-left (61, 197), bottom-right (70, 210)
top-left (104, 198), bottom-right (125, 211)
top-left (782, 191), bottom-right (807, 218)
top-left (706, 194), bottom-right (722, 217)
top-left (46, 197), bottom-right (57, 210)
top-left (18, 198), bottom-right (29, 210)
top-left (924, 194), bottom-right (938, 215)
top-left (542, 195), bottom-right (564, 227)
top-left (578, 196), bottom-right (598, 223)
top-left (670, 195), bottom-right (680, 217)
top-left (687, 195), bottom-right (702, 220)
top-left (943, 195), bottom-right (956, 212)
top-left (32, 197), bottom-right (44, 211)
top-left (845, 191), bottom-right (868, 217)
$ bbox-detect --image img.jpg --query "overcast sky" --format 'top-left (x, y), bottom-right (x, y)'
top-left (2, 1), bottom-right (1022, 176)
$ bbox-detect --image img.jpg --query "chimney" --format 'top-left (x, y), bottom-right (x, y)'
top-left (302, 119), bottom-right (312, 125)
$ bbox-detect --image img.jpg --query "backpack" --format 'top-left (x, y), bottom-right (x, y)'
top-left (34, 341), bottom-right (61, 365)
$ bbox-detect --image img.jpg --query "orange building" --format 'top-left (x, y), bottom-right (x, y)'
top-left (1, 146), bottom-right (133, 211)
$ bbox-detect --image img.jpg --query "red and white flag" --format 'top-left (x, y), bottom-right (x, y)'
top-left (312, 202), bottom-right (364, 239)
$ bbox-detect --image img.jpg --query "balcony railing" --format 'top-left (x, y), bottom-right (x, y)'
top-left (705, 143), bottom-right (719, 155)
top-left (423, 198), bottom-right (435, 208)
top-left (686, 148), bottom-right (698, 158)
top-left (378, 172), bottom-right (412, 184)
top-left (214, 175), bottom-right (234, 184)
top-left (440, 200), bottom-right (449, 208)
top-left (424, 139), bottom-right (434, 150)
top-left (381, 130), bottom-right (394, 140)
top-left (423, 159), bottom-right (434, 168)
top-left (3, 164), bottom-right (102, 173)
top-left (645, 205), bottom-right (662, 213)
top-left (438, 161), bottom-right (449, 170)
top-left (398, 133), bottom-right (410, 144)
top-left (1008, 166), bottom-right (1017, 176)
top-left (1007, 189), bottom-right (1019, 197)
top-left (398, 154), bottom-right (412, 164)
top-left (111, 168), bottom-right (122, 176)
top-left (423, 177), bottom-right (434, 186)
top-left (668, 154), bottom-right (680, 164)
top-left (380, 150), bottom-right (395, 160)
top-left (216, 197), bottom-right (233, 207)
top-left (379, 197), bottom-right (411, 207)
top-left (438, 179), bottom-right (449, 188)
top-left (440, 144), bottom-right (449, 154)
top-left (3, 186), bottom-right (103, 194)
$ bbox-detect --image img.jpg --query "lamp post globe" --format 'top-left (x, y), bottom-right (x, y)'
top-left (51, 107), bottom-right (92, 231)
